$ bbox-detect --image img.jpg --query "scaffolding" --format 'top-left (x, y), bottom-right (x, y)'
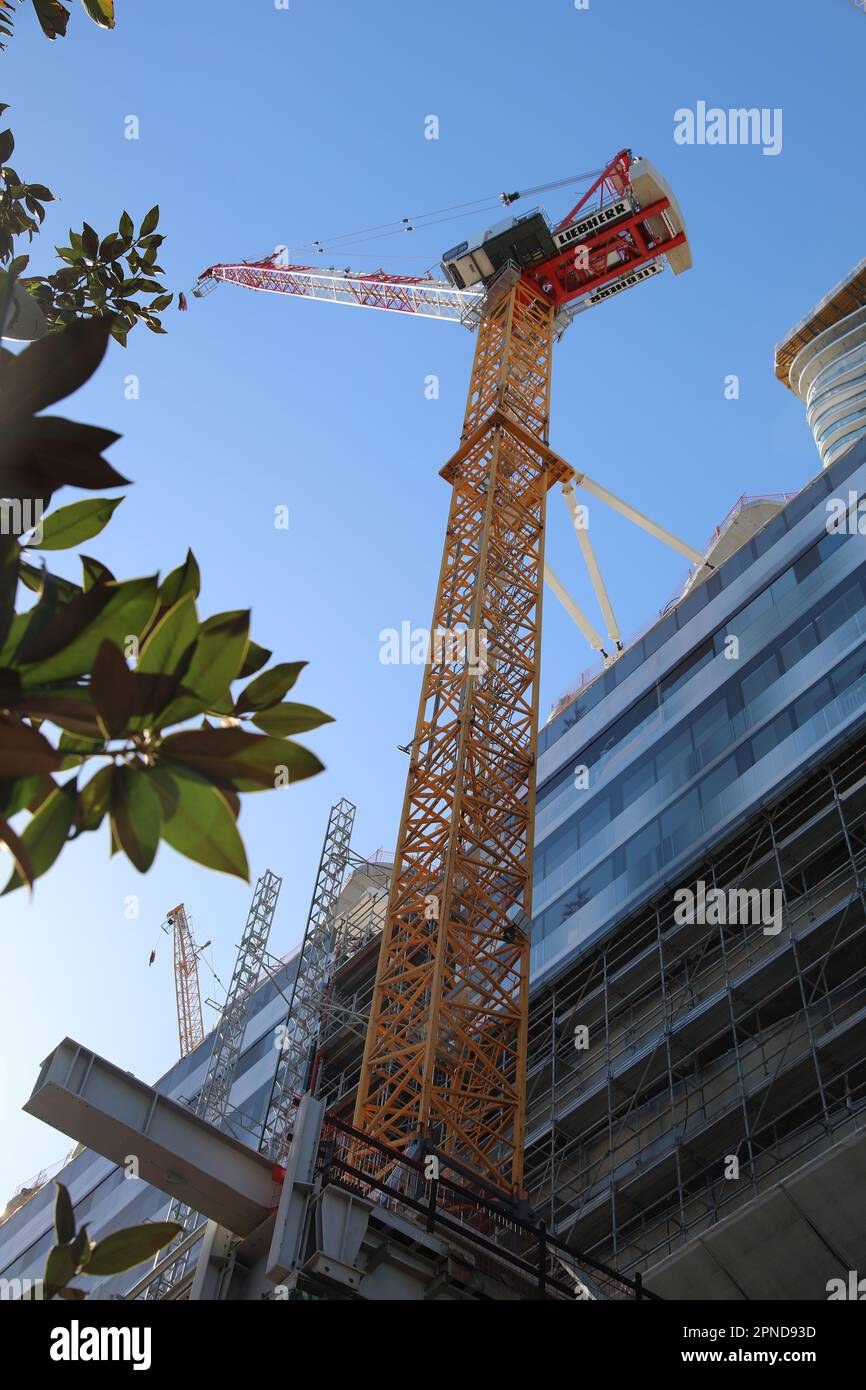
top-left (259, 801), bottom-right (356, 1159)
top-left (524, 728), bottom-right (866, 1275)
top-left (147, 869), bottom-right (282, 1298)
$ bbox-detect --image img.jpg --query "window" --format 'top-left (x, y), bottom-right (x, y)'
top-left (750, 709), bottom-right (792, 762)
top-left (699, 755), bottom-right (738, 808)
top-left (792, 676), bottom-right (832, 729)
top-left (780, 618), bottom-right (818, 672)
top-left (741, 651), bottom-right (781, 706)
top-left (622, 756), bottom-right (655, 806)
top-left (815, 579), bottom-right (862, 644)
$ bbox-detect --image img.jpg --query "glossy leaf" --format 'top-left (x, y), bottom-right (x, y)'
top-left (109, 765), bottom-right (161, 872)
top-left (54, 1182), bottom-right (75, 1244)
top-left (0, 811), bottom-right (33, 890)
top-left (157, 727), bottom-right (324, 791)
top-left (31, 495), bottom-right (123, 551)
top-left (138, 591), bottom-right (196, 677)
top-left (158, 549), bottom-right (200, 608)
top-left (80, 0), bottom-right (115, 30)
top-left (83, 1221), bottom-right (181, 1277)
top-left (152, 766), bottom-right (249, 880)
top-left (2, 778), bottom-right (76, 893)
top-left (76, 765), bottom-right (112, 832)
top-left (235, 661), bottom-right (306, 714)
top-left (251, 702), bottom-right (333, 738)
top-left (0, 715), bottom-right (61, 778)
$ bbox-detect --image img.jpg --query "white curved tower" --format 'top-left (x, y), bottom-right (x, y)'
top-left (776, 257), bottom-right (866, 468)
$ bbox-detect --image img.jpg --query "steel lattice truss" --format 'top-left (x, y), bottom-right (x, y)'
top-left (195, 868), bottom-right (283, 1126)
top-left (353, 277), bottom-right (569, 1195)
top-left (259, 800), bottom-right (356, 1159)
top-left (199, 261), bottom-right (482, 324)
top-left (170, 903), bottom-right (204, 1059)
top-left (146, 870), bottom-right (282, 1298)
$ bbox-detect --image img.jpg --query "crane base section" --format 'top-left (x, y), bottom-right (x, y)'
top-left (24, 1040), bottom-right (650, 1302)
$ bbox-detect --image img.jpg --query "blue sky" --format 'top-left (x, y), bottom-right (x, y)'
top-left (1, 0), bottom-right (863, 1202)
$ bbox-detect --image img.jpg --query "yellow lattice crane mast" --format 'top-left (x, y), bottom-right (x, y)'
top-left (197, 149), bottom-right (698, 1197)
top-left (166, 903), bottom-right (208, 1059)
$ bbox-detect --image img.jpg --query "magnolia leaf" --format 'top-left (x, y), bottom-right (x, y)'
top-left (0, 319), bottom-right (111, 424)
top-left (109, 764), bottom-right (161, 872)
top-left (79, 0), bottom-right (115, 31)
top-left (158, 549), bottom-right (200, 608)
top-left (83, 1222), bottom-right (181, 1277)
top-left (156, 610), bottom-right (249, 725)
top-left (2, 778), bottom-right (76, 894)
top-left (251, 702), bottom-right (333, 738)
top-left (31, 496), bottom-right (123, 551)
top-left (0, 715), bottom-right (61, 778)
top-left (54, 1183), bottom-right (75, 1244)
top-left (151, 766), bottom-right (248, 879)
top-left (76, 765), bottom-right (112, 832)
top-left (157, 728), bottom-right (323, 791)
top-left (138, 591), bottom-right (197, 677)
top-left (0, 811), bottom-right (33, 890)
top-left (235, 661), bottom-right (306, 714)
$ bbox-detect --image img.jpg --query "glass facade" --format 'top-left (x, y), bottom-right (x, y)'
top-left (532, 434), bottom-right (866, 984)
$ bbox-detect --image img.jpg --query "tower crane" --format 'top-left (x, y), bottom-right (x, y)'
top-left (195, 149), bottom-right (701, 1198)
top-left (165, 904), bottom-right (210, 1060)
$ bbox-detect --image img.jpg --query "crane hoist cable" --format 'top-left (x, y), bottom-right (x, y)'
top-left (286, 165), bottom-right (607, 257)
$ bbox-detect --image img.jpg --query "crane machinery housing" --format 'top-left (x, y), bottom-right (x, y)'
top-left (195, 148), bottom-right (695, 1203)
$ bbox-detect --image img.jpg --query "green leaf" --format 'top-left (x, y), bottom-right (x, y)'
top-left (76, 765), bottom-right (112, 832)
top-left (83, 1221), bottom-right (181, 1277)
top-left (3, 778), bottom-right (76, 893)
top-left (45, 1243), bottom-right (76, 1292)
top-left (238, 639), bottom-right (271, 679)
top-left (0, 318), bottom-right (112, 424)
top-left (31, 0), bottom-right (70, 41)
top-left (0, 715), bottom-right (61, 778)
top-left (235, 661), bottom-right (306, 713)
top-left (92, 640), bottom-right (181, 738)
top-left (157, 610), bottom-right (249, 725)
top-left (81, 223), bottom-right (99, 260)
top-left (138, 591), bottom-right (197, 677)
top-left (109, 765), bottom-right (161, 872)
top-left (158, 550), bottom-right (200, 608)
top-left (81, 554), bottom-right (114, 590)
top-left (30, 496), bottom-right (123, 551)
top-left (20, 576), bottom-right (158, 685)
top-left (14, 686), bottom-right (102, 737)
top-left (139, 206), bottom-right (160, 237)
top-left (54, 1182), bottom-right (75, 1244)
top-left (157, 728), bottom-right (324, 791)
top-left (0, 128), bottom-right (13, 164)
top-left (0, 774), bottom-right (42, 820)
top-left (0, 811), bottom-right (34, 890)
top-left (151, 766), bottom-right (248, 879)
top-left (80, 0), bottom-right (115, 30)
top-left (251, 702), bottom-right (333, 738)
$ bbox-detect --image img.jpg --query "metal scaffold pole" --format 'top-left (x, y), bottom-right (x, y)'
top-left (146, 869), bottom-right (283, 1298)
top-left (259, 799), bottom-right (356, 1160)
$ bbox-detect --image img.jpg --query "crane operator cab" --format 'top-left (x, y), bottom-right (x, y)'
top-left (440, 155), bottom-right (691, 294)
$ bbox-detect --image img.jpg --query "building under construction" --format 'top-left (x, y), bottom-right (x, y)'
top-left (3, 154), bottom-right (866, 1301)
top-left (4, 429), bottom-right (866, 1300)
